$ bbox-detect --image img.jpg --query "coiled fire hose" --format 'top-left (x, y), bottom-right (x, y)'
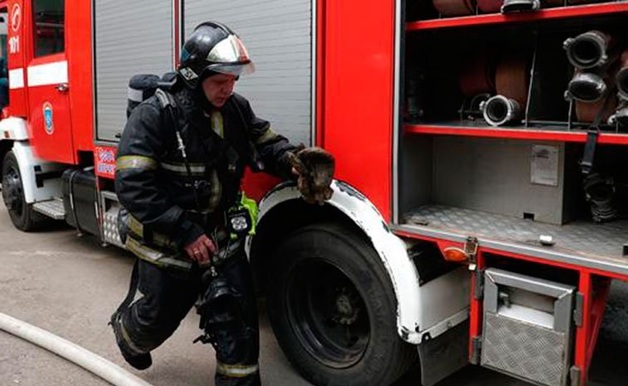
top-left (609, 50), bottom-right (628, 127)
top-left (459, 53), bottom-right (496, 97)
top-left (583, 173), bottom-right (618, 223)
top-left (0, 312), bottom-right (153, 386)
top-left (434, 0), bottom-right (604, 18)
top-left (480, 53), bottom-right (530, 126)
top-left (478, 0), bottom-right (600, 14)
top-left (432, 0), bottom-right (476, 16)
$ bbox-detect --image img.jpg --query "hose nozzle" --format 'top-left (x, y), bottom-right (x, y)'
top-left (565, 72), bottom-right (608, 102)
top-left (480, 95), bottom-right (522, 126)
top-left (501, 0), bottom-right (540, 13)
top-left (563, 31), bottom-right (612, 70)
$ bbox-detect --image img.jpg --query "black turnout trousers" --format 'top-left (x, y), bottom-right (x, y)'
top-left (116, 253), bottom-right (260, 386)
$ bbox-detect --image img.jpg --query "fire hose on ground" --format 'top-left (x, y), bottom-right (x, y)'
top-left (0, 312), bottom-right (153, 386)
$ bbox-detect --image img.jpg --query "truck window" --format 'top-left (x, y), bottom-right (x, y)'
top-left (0, 7), bottom-right (7, 111)
top-left (32, 0), bottom-right (64, 57)
top-left (0, 9), bottom-right (7, 59)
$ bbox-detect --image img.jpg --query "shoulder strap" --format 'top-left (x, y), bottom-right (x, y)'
top-left (155, 88), bottom-right (202, 209)
top-left (230, 98), bottom-right (265, 172)
top-left (155, 88), bottom-right (176, 110)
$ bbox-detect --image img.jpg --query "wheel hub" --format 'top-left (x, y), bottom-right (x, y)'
top-left (332, 288), bottom-right (360, 325)
top-left (2, 167), bottom-right (23, 212)
top-left (284, 260), bottom-right (370, 368)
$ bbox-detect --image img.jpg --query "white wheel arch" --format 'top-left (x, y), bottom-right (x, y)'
top-left (0, 117), bottom-right (64, 204)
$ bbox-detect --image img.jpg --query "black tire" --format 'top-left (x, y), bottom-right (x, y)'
top-left (267, 223), bottom-right (417, 386)
top-left (2, 151), bottom-right (42, 231)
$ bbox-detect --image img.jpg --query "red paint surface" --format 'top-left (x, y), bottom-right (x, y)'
top-left (406, 124), bottom-right (628, 145)
top-left (320, 0), bottom-right (396, 221)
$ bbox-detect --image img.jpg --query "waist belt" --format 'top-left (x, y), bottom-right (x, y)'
top-left (185, 209), bottom-right (223, 229)
top-left (127, 210), bottom-right (225, 250)
top-left (126, 214), bottom-right (243, 270)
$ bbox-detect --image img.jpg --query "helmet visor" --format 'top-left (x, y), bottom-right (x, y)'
top-left (207, 35), bottom-right (255, 76)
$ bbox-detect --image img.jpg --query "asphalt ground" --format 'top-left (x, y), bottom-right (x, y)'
top-left (1, 205), bottom-right (627, 385)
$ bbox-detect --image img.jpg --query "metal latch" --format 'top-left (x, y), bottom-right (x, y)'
top-left (55, 83), bottom-right (69, 92)
top-left (465, 236), bottom-right (479, 270)
top-left (573, 292), bottom-right (584, 327)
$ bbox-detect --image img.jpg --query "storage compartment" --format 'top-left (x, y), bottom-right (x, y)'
top-left (62, 168), bottom-right (100, 237)
top-left (399, 2), bottom-right (628, 262)
top-left (400, 136), bottom-right (583, 225)
top-left (480, 268), bottom-right (576, 386)
top-left (404, 12), bottom-right (628, 130)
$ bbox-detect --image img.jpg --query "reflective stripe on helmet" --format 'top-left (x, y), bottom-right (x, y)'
top-left (178, 22), bottom-right (255, 88)
top-left (117, 156), bottom-right (158, 171)
top-left (215, 362), bottom-right (259, 378)
top-left (208, 35), bottom-right (250, 65)
top-left (205, 35), bottom-right (255, 76)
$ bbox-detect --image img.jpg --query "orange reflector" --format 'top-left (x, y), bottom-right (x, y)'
top-left (443, 247), bottom-right (470, 263)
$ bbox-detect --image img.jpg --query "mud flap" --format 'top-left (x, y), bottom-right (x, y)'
top-left (417, 321), bottom-right (469, 386)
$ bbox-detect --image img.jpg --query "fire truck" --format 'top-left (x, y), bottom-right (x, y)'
top-left (2, 0), bottom-right (628, 385)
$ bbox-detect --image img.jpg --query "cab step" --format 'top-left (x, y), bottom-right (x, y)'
top-left (32, 198), bottom-right (65, 220)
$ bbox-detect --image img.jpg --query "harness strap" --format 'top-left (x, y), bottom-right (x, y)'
top-left (580, 95), bottom-right (612, 176)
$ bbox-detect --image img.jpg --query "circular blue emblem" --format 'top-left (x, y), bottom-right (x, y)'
top-left (43, 102), bottom-right (54, 135)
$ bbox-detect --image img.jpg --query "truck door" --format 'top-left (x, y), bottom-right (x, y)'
top-left (0, 2), bottom-right (8, 113)
top-left (26, 0), bottom-right (73, 164)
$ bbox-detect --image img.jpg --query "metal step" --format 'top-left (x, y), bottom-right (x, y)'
top-left (32, 198), bottom-right (65, 220)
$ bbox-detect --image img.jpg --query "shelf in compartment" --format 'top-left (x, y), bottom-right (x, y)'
top-left (405, 123), bottom-right (628, 145)
top-left (406, 2), bottom-right (628, 31)
top-left (392, 205), bottom-right (628, 277)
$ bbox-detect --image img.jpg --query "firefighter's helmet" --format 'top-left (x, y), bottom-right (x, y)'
top-left (178, 21), bottom-right (255, 89)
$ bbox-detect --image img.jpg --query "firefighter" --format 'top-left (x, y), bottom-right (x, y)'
top-left (110, 21), bottom-right (334, 386)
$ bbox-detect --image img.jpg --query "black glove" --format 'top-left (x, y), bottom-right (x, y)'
top-left (287, 146), bottom-right (335, 205)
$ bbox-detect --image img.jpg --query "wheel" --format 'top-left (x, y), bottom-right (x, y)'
top-left (267, 223), bottom-right (417, 386)
top-left (2, 151), bottom-right (41, 231)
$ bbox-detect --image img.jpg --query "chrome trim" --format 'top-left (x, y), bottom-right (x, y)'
top-left (392, 0), bottom-right (402, 224)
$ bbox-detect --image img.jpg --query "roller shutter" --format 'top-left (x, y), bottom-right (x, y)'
top-left (183, 0), bottom-right (312, 145)
top-left (94, 0), bottom-right (175, 142)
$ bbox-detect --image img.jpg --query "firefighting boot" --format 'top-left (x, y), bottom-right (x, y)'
top-left (109, 311), bottom-right (153, 370)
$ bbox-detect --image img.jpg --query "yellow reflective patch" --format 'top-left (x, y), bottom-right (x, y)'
top-left (255, 128), bottom-right (278, 145)
top-left (128, 216), bottom-right (144, 238)
top-left (126, 238), bottom-right (191, 270)
top-left (128, 216), bottom-right (176, 249)
top-left (116, 156), bottom-right (158, 171)
top-left (161, 162), bottom-right (206, 176)
top-left (216, 362), bottom-right (259, 378)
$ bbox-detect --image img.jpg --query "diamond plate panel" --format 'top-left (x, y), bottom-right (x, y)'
top-left (32, 198), bottom-right (66, 220)
top-left (404, 205), bottom-right (628, 261)
top-left (103, 207), bottom-right (124, 248)
top-left (481, 313), bottom-right (567, 386)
